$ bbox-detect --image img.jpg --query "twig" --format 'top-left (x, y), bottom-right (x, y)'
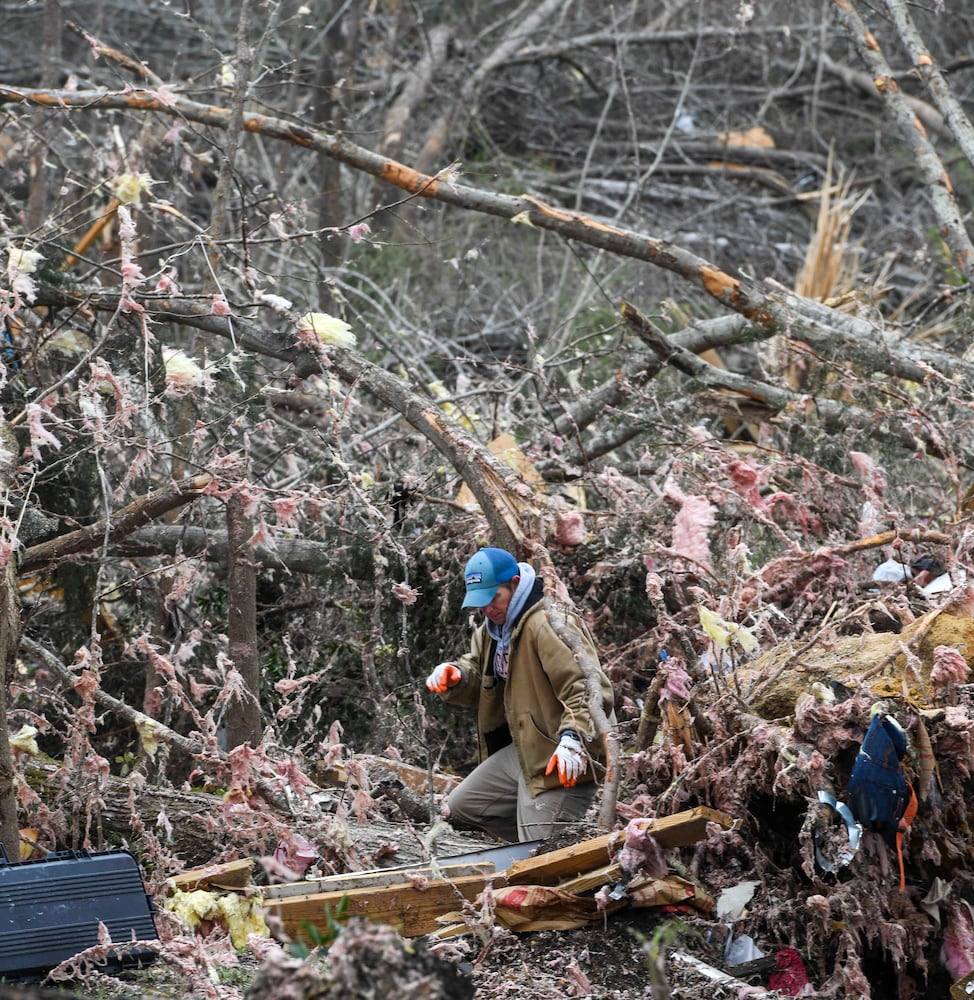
top-left (66, 21), bottom-right (164, 86)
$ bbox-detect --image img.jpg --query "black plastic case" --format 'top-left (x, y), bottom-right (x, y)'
top-left (0, 845), bottom-right (158, 981)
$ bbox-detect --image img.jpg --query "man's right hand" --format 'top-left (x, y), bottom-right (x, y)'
top-left (426, 662), bottom-right (461, 693)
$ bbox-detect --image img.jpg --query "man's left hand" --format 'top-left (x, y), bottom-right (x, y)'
top-left (545, 731), bottom-right (587, 787)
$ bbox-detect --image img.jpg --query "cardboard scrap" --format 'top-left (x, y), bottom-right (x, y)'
top-left (487, 873), bottom-right (713, 933)
top-left (490, 883), bottom-right (607, 931)
top-left (628, 873), bottom-right (715, 913)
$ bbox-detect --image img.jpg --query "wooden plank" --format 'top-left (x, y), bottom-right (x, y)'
top-left (262, 860), bottom-right (494, 900)
top-left (264, 807), bottom-right (737, 941)
top-left (264, 872), bottom-right (492, 940)
top-left (167, 857), bottom-right (255, 893)
top-left (503, 807), bottom-right (736, 887)
top-left (557, 862), bottom-right (622, 895)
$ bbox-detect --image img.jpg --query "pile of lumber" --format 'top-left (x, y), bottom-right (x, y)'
top-left (168, 806), bottom-right (737, 944)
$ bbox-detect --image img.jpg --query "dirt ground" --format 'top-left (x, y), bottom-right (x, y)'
top-left (0, 905), bottom-right (812, 1000)
top-left (0, 918), bottom-right (760, 1000)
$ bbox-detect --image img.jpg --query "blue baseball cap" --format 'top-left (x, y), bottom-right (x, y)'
top-left (461, 548), bottom-right (519, 608)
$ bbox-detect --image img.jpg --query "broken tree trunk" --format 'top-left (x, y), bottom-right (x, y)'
top-left (18, 475), bottom-right (212, 573)
top-left (0, 554), bottom-right (20, 861)
top-left (0, 424), bottom-right (23, 860)
top-left (17, 752), bottom-right (493, 871)
top-left (19, 755), bottom-right (237, 864)
top-left (225, 488), bottom-right (262, 750)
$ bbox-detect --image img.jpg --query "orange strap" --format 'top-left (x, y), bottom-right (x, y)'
top-left (895, 783), bottom-right (918, 892)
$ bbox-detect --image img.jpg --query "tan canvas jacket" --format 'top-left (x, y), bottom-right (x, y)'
top-left (439, 599), bottom-right (615, 796)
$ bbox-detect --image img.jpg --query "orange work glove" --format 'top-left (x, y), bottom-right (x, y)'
top-left (426, 662), bottom-right (461, 693)
top-left (545, 731), bottom-right (587, 787)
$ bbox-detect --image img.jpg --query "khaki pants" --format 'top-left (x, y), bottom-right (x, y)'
top-left (446, 743), bottom-right (596, 842)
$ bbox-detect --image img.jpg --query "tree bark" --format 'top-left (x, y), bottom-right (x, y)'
top-left (19, 755), bottom-right (233, 867)
top-left (0, 423), bottom-right (24, 860)
top-left (206, 0), bottom-right (254, 278)
top-left (114, 524), bottom-right (334, 573)
top-left (225, 490), bottom-right (262, 750)
top-left (0, 553), bottom-right (22, 860)
top-left (884, 0), bottom-right (974, 167)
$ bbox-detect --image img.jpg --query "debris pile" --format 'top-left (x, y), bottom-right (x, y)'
top-left (616, 599), bottom-right (974, 997)
top-left (150, 593), bottom-right (974, 998)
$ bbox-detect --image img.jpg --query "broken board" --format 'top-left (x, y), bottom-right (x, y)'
top-left (262, 806), bottom-right (735, 941)
top-left (262, 860), bottom-right (495, 900)
top-left (264, 872), bottom-right (492, 939)
top-left (167, 857), bottom-right (255, 893)
top-left (503, 806), bottom-right (736, 887)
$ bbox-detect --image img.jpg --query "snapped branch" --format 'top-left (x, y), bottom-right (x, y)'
top-left (19, 475), bottom-right (213, 573)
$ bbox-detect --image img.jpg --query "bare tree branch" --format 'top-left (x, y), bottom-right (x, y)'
top-left (831, 0), bottom-right (974, 276)
top-left (815, 49), bottom-right (947, 138)
top-left (0, 84), bottom-right (804, 331)
top-left (112, 524), bottom-right (332, 574)
top-left (8, 76), bottom-right (973, 366)
top-left (380, 24), bottom-right (453, 161)
top-left (19, 637), bottom-right (302, 817)
top-left (18, 475), bottom-right (213, 574)
top-left (30, 291), bottom-right (543, 552)
top-left (621, 300), bottom-right (968, 465)
top-left (884, 0), bottom-right (974, 167)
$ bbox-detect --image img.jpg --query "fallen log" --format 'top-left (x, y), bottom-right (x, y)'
top-left (20, 756), bottom-right (233, 865)
top-left (18, 755), bottom-right (495, 871)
